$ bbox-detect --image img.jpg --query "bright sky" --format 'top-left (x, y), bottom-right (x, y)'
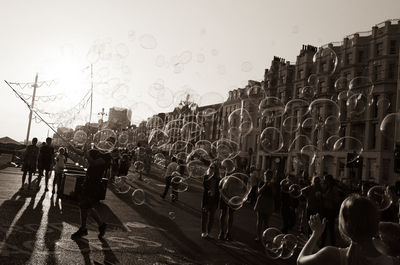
top-left (0, 0), bottom-right (399, 142)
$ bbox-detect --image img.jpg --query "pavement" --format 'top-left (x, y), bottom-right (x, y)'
top-left (0, 165), bottom-right (303, 265)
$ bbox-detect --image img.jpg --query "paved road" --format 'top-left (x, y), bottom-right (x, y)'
top-left (0, 166), bottom-right (301, 265)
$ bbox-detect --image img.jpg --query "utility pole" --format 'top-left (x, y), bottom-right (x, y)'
top-left (25, 73), bottom-right (39, 145)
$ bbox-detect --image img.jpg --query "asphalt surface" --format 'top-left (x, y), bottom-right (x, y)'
top-left (0, 166), bottom-right (302, 265)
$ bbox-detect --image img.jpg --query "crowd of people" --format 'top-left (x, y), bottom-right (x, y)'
top-left (19, 137), bottom-right (400, 263)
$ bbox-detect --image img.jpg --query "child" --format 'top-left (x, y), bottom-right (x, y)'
top-left (53, 147), bottom-right (66, 194)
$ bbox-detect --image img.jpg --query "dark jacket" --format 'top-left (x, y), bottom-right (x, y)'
top-left (202, 174), bottom-right (220, 209)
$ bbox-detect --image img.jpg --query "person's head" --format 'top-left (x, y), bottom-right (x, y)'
top-left (264, 169), bottom-right (273, 182)
top-left (208, 162), bottom-right (219, 177)
top-left (311, 175), bottom-right (321, 188)
top-left (323, 174), bottom-right (334, 188)
top-left (32, 137), bottom-right (38, 145)
top-left (46, 137), bottom-right (52, 145)
top-left (339, 194), bottom-right (379, 243)
top-left (171, 156), bottom-right (177, 163)
top-left (58, 147), bottom-right (65, 155)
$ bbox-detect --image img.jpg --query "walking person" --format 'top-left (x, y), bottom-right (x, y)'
top-left (248, 166), bottom-right (259, 206)
top-left (21, 137), bottom-right (39, 190)
top-left (71, 148), bottom-right (110, 239)
top-left (53, 147), bottom-right (67, 195)
top-left (160, 157), bottom-right (179, 201)
top-left (201, 162), bottom-right (220, 238)
top-left (320, 174), bottom-right (341, 247)
top-left (37, 142), bottom-right (46, 178)
top-left (254, 169), bottom-right (276, 242)
top-left (301, 175), bottom-right (323, 235)
top-left (38, 137), bottom-right (55, 191)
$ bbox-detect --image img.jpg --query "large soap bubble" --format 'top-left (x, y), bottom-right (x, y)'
top-left (171, 175), bottom-right (189, 193)
top-left (93, 129), bottom-right (117, 152)
top-left (347, 93), bottom-right (367, 116)
top-left (73, 130), bottom-right (87, 146)
top-left (280, 234), bottom-right (298, 259)
top-left (211, 139), bottom-right (239, 160)
top-left (228, 108), bottom-right (253, 137)
top-left (221, 158), bottom-right (236, 174)
top-left (380, 113), bottom-right (400, 139)
top-left (367, 186), bottom-right (393, 211)
top-left (260, 127), bottom-right (284, 153)
top-left (132, 189), bottom-right (145, 205)
top-left (219, 173), bottom-right (251, 210)
top-left (333, 136), bottom-right (363, 163)
top-left (312, 46), bottom-right (338, 76)
top-left (259, 97), bottom-right (285, 120)
top-left (186, 160), bottom-right (208, 179)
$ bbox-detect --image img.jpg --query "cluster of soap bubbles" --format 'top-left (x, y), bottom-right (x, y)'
top-left (262, 227), bottom-right (298, 260)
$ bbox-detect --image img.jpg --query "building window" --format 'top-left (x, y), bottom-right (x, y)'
top-left (388, 63), bottom-right (396, 79)
top-left (376, 42), bottom-right (383, 56)
top-left (358, 50), bottom-right (364, 63)
top-left (373, 64), bottom-right (383, 81)
top-left (390, 40), bottom-right (397, 54)
top-left (370, 123), bottom-right (376, 150)
top-left (345, 53), bottom-right (352, 64)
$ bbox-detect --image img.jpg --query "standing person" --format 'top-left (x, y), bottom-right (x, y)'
top-left (160, 157), bottom-right (179, 202)
top-left (201, 162), bottom-right (220, 238)
top-left (218, 176), bottom-right (236, 241)
top-left (38, 137), bottom-right (55, 191)
top-left (37, 142), bottom-right (46, 178)
top-left (21, 137), bottom-right (39, 190)
top-left (297, 194), bottom-right (400, 265)
top-left (71, 149), bottom-right (110, 239)
top-left (281, 175), bottom-right (299, 233)
top-left (320, 174), bottom-right (341, 247)
top-left (254, 169), bottom-right (276, 242)
top-left (53, 147), bottom-right (67, 195)
top-left (248, 166), bottom-right (259, 206)
top-left (301, 175), bottom-right (323, 235)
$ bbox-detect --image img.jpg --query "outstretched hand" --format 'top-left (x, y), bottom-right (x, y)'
top-left (309, 214), bottom-right (326, 237)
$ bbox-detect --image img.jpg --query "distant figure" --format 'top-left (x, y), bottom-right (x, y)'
top-left (201, 162), bottom-right (220, 238)
top-left (38, 137), bottom-right (55, 191)
top-left (21, 137), bottom-right (39, 190)
top-left (71, 149), bottom-right (110, 239)
top-left (37, 142), bottom-right (46, 177)
top-left (301, 175), bottom-right (323, 235)
top-left (297, 194), bottom-right (400, 265)
top-left (254, 169), bottom-right (276, 242)
top-left (248, 166), bottom-right (259, 206)
top-left (53, 147), bottom-right (67, 195)
top-left (160, 157), bottom-right (179, 202)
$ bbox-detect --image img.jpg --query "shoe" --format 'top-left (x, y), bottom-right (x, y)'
top-left (201, 233), bottom-right (208, 238)
top-left (71, 228), bottom-right (88, 239)
top-left (218, 233), bottom-right (225, 240)
top-left (98, 223), bottom-right (107, 239)
top-left (225, 234), bottom-right (233, 241)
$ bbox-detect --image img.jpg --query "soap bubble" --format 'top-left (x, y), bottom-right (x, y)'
top-left (194, 140), bottom-right (212, 155)
top-left (300, 86), bottom-right (316, 100)
top-left (324, 115), bottom-right (341, 135)
top-left (284, 99), bottom-right (309, 117)
top-left (333, 136), bottom-right (363, 162)
top-left (367, 186), bottom-right (393, 211)
top-left (347, 93), bottom-right (367, 116)
top-left (308, 98), bottom-right (340, 120)
top-left (280, 178), bottom-right (292, 193)
top-left (139, 34), bottom-right (157, 49)
top-left (168, 211), bottom-right (176, 220)
top-left (228, 108), bottom-right (253, 137)
top-left (171, 175), bottom-right (189, 193)
top-left (262, 227), bottom-right (282, 248)
top-left (377, 96), bottom-right (391, 113)
top-left (280, 234), bottom-right (298, 259)
top-left (334, 76), bottom-right (349, 91)
top-left (380, 113), bottom-right (400, 139)
top-left (181, 122), bottom-right (202, 141)
top-left (113, 177), bottom-right (131, 194)
top-left (186, 160), bottom-right (208, 179)
top-left (282, 116), bottom-right (300, 133)
top-left (259, 97), bottom-right (285, 119)
top-left (93, 129), bottom-right (117, 152)
top-left (288, 135), bottom-right (311, 153)
top-left (219, 173), bottom-right (251, 209)
top-left (148, 129), bottom-right (168, 147)
top-left (186, 148), bottom-right (210, 163)
top-left (260, 127), bottom-right (284, 153)
top-left (312, 46), bottom-right (338, 75)
top-left (211, 139), bottom-right (239, 160)
top-left (221, 159), bottom-right (236, 174)
top-left (73, 130), bottom-right (87, 146)
top-left (301, 117), bottom-right (316, 135)
top-left (133, 161), bottom-right (145, 172)
top-left (325, 135), bottom-right (340, 151)
top-left (132, 189), bottom-right (145, 205)
top-left (118, 131), bottom-right (129, 145)
top-left (349, 76), bottom-right (374, 95)
top-left (289, 184), bottom-right (302, 198)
